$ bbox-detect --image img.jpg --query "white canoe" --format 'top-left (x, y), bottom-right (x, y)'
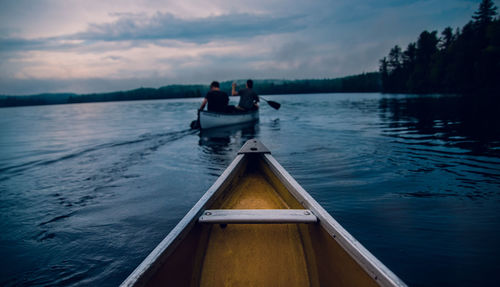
top-left (199, 110), bottom-right (259, 129)
top-left (121, 139), bottom-right (407, 287)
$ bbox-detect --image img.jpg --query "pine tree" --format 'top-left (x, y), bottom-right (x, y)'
top-left (472, 0), bottom-right (498, 25)
top-left (439, 27), bottom-right (454, 50)
top-left (388, 45), bottom-right (403, 72)
top-left (379, 57), bottom-right (389, 91)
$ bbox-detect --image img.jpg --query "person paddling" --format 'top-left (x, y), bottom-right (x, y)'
top-left (232, 79), bottom-right (259, 111)
top-left (199, 81), bottom-right (229, 112)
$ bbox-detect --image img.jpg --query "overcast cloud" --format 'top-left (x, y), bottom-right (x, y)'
top-left (0, 0), bottom-right (493, 94)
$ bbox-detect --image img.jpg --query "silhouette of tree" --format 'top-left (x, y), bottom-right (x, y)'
top-left (379, 1), bottom-right (500, 96)
top-left (439, 27), bottom-right (454, 50)
top-left (413, 31), bottom-right (439, 92)
top-left (472, 0), bottom-right (498, 25)
top-left (416, 31), bottom-right (439, 62)
top-left (402, 43), bottom-right (417, 90)
top-left (388, 45), bottom-right (403, 72)
top-left (403, 43), bottom-right (417, 67)
top-left (379, 57), bottom-right (389, 91)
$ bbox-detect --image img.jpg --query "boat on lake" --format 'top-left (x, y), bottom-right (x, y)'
top-left (121, 139), bottom-right (406, 287)
top-left (199, 109), bottom-right (259, 129)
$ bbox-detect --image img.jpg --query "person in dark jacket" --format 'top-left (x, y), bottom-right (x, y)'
top-left (231, 79), bottom-right (259, 111)
top-left (199, 81), bottom-right (229, 112)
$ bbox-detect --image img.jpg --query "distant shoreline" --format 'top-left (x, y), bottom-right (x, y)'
top-left (0, 73), bottom-right (380, 108)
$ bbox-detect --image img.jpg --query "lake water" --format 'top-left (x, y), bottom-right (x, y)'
top-left (0, 93), bottom-right (499, 286)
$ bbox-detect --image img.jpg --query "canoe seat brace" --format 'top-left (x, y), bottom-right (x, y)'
top-left (199, 209), bottom-right (317, 224)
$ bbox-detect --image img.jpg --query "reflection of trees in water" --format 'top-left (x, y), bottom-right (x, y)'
top-left (379, 95), bottom-right (500, 156)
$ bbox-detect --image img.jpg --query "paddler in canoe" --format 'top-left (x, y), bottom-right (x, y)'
top-left (232, 79), bottom-right (260, 111)
top-left (198, 81), bottom-right (229, 113)
top-left (191, 79), bottom-right (280, 129)
top-left (192, 80), bottom-right (257, 130)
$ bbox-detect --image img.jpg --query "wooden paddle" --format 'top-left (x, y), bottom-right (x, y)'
top-left (260, 97), bottom-right (281, 110)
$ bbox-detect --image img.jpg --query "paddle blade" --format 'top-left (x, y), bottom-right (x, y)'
top-left (267, 100), bottom-right (281, 110)
top-left (190, 119), bottom-right (200, 129)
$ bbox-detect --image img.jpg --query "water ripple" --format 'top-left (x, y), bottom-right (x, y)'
top-left (0, 129), bottom-right (196, 181)
top-left (1, 94), bottom-right (499, 287)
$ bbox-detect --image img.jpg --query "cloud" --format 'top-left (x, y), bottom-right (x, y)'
top-left (0, 77), bottom-right (170, 95)
top-left (79, 12), bottom-right (306, 42)
top-left (0, 12), bottom-right (306, 53)
top-left (0, 0), bottom-right (489, 94)
top-left (0, 37), bottom-right (83, 53)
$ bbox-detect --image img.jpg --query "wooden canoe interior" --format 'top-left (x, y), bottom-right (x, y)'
top-left (145, 155), bottom-right (378, 287)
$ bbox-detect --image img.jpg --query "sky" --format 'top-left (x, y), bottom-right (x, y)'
top-left (0, 0), bottom-right (495, 95)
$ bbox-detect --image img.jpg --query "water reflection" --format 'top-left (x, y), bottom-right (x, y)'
top-left (199, 123), bottom-right (258, 151)
top-left (379, 95), bottom-right (500, 157)
top-left (197, 123), bottom-right (259, 173)
top-left (377, 94), bottom-right (500, 199)
top-left (268, 118), bottom-right (281, 131)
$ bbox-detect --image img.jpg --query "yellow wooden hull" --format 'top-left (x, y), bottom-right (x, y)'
top-left (121, 140), bottom-right (406, 287)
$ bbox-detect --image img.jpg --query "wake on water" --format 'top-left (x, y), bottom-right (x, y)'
top-left (0, 128), bottom-right (198, 286)
top-left (0, 129), bottom-right (197, 180)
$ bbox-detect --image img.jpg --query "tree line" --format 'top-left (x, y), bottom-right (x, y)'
top-left (0, 73), bottom-right (380, 108)
top-left (379, 0), bottom-right (499, 95)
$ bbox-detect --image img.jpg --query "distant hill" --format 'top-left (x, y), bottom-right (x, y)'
top-left (0, 72), bottom-right (380, 108)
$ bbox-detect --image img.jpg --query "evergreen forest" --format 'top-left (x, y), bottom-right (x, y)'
top-left (379, 0), bottom-right (499, 95)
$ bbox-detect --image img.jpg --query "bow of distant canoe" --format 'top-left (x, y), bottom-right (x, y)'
top-left (121, 139), bottom-right (406, 287)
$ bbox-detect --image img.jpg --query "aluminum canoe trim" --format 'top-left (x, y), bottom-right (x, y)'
top-left (238, 138), bottom-right (271, 154)
top-left (198, 209), bottom-right (317, 224)
top-left (120, 154), bottom-right (246, 287)
top-left (262, 153), bottom-right (407, 287)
